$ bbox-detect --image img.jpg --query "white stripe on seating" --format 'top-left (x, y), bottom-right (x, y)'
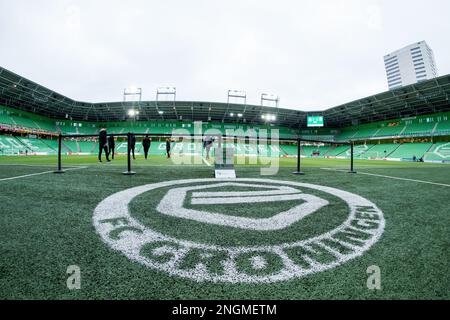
top-left (0, 166), bottom-right (86, 182)
top-left (320, 168), bottom-right (450, 187)
top-left (202, 157), bottom-right (212, 166)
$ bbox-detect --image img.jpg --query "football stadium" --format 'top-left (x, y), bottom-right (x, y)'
top-left (1, 2), bottom-right (450, 307)
top-left (1, 65), bottom-right (449, 301)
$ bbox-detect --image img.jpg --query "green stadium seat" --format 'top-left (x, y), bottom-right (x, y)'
top-left (387, 142), bottom-right (433, 160)
top-left (18, 137), bottom-right (57, 154)
top-left (421, 142), bottom-right (450, 162)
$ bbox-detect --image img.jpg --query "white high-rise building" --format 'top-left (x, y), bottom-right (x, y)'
top-left (384, 41), bottom-right (438, 90)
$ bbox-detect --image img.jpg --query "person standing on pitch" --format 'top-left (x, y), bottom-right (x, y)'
top-left (142, 135), bottom-right (151, 160)
top-left (166, 138), bottom-right (172, 158)
top-left (129, 133), bottom-right (136, 160)
top-left (203, 135), bottom-right (214, 160)
top-left (108, 134), bottom-right (115, 160)
top-left (98, 128), bottom-right (110, 162)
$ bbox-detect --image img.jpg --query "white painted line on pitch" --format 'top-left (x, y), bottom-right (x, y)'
top-left (0, 164), bottom-right (85, 168)
top-left (202, 157), bottom-right (212, 166)
top-left (321, 167), bottom-right (450, 187)
top-left (0, 166), bottom-right (87, 182)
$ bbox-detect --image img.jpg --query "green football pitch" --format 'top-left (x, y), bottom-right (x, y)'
top-left (0, 155), bottom-right (449, 299)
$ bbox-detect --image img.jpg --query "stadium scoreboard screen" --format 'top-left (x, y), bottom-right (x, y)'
top-left (307, 115), bottom-right (324, 127)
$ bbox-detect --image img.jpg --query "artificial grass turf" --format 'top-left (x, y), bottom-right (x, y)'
top-left (0, 156), bottom-right (449, 299)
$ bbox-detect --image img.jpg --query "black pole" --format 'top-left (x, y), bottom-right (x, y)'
top-left (292, 138), bottom-right (305, 175)
top-left (54, 133), bottom-right (65, 173)
top-left (123, 132), bottom-right (136, 175)
top-left (349, 141), bottom-right (357, 173)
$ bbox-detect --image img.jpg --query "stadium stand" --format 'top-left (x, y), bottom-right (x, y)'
top-left (1, 98), bottom-right (449, 162)
top-left (301, 145), bottom-right (332, 157)
top-left (335, 112), bottom-right (450, 141)
top-left (18, 137), bottom-right (57, 154)
top-left (388, 142), bottom-right (433, 160)
top-left (435, 121), bottom-right (450, 135)
top-left (78, 141), bottom-right (96, 153)
top-left (358, 143), bottom-right (399, 159)
top-left (62, 140), bottom-right (80, 153)
top-left (423, 142), bottom-right (450, 162)
top-left (402, 122), bottom-right (435, 136)
top-left (324, 145), bottom-right (350, 157)
top-left (279, 144), bottom-right (298, 156)
top-left (0, 135), bottom-right (27, 155)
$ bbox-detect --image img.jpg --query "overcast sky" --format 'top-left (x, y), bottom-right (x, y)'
top-left (0, 0), bottom-right (449, 111)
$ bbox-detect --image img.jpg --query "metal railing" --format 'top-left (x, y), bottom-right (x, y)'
top-left (54, 132), bottom-right (356, 175)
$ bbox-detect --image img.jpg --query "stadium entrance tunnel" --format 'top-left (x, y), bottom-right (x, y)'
top-left (93, 178), bottom-right (384, 283)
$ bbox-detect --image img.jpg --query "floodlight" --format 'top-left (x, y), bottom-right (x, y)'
top-left (158, 110), bottom-right (164, 115)
top-left (261, 114), bottom-right (276, 122)
top-left (125, 86), bottom-right (140, 94)
top-left (157, 86), bottom-right (176, 95)
top-left (227, 90), bottom-right (247, 104)
top-left (123, 87), bottom-right (142, 103)
top-left (230, 113), bottom-right (234, 117)
top-left (261, 93), bottom-right (279, 108)
top-left (237, 113), bottom-right (243, 118)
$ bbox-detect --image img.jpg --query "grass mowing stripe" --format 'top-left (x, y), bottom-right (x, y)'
top-left (321, 167), bottom-right (450, 187)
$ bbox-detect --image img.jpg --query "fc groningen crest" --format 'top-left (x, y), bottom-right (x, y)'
top-left (93, 178), bottom-right (385, 283)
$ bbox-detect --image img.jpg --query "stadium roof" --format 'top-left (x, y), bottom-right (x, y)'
top-left (1, 66), bottom-right (449, 128)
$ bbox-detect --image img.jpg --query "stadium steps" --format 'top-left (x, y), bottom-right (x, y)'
top-left (32, 120), bottom-right (42, 131)
top-left (75, 140), bottom-right (81, 152)
top-left (41, 139), bottom-right (58, 152)
top-left (323, 146), bottom-right (336, 156)
top-left (90, 142), bottom-right (97, 154)
top-left (353, 144), bottom-right (376, 158)
top-left (62, 140), bottom-right (77, 153)
top-left (10, 136), bottom-right (31, 153)
top-left (0, 136), bottom-right (24, 154)
top-left (425, 143), bottom-right (435, 154)
top-left (431, 122), bottom-right (439, 134)
top-left (18, 137), bottom-right (58, 154)
top-left (371, 128), bottom-right (381, 138)
top-left (13, 136), bottom-right (33, 152)
top-left (398, 126), bottom-right (407, 136)
top-left (323, 145), bottom-right (349, 157)
top-left (385, 144), bottom-right (403, 157)
top-left (388, 142), bottom-right (433, 159)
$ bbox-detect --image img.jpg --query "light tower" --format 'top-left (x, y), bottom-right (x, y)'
top-left (123, 87), bottom-right (142, 120)
top-left (225, 90), bottom-right (247, 122)
top-left (156, 86), bottom-right (176, 120)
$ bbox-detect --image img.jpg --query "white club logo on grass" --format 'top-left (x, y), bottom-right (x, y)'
top-left (93, 178), bottom-right (385, 283)
top-left (157, 183), bottom-right (328, 231)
